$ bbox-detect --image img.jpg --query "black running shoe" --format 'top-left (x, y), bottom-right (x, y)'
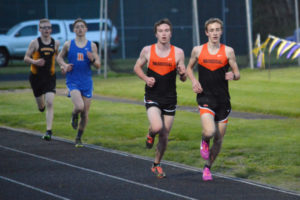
top-left (42, 132), bottom-right (51, 141)
top-left (75, 138), bottom-right (83, 148)
top-left (71, 113), bottom-right (79, 130)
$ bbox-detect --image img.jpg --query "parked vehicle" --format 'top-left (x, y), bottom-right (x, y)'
top-left (0, 19), bottom-right (119, 67)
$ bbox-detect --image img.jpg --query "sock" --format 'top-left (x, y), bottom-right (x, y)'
top-left (76, 129), bottom-right (83, 139)
top-left (204, 164), bottom-right (211, 169)
top-left (46, 130), bottom-right (52, 135)
top-left (153, 162), bottom-right (160, 167)
top-left (39, 106), bottom-right (45, 112)
top-left (202, 135), bottom-right (210, 144)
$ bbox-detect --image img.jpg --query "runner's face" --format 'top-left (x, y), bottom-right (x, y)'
top-left (39, 22), bottom-right (52, 37)
top-left (206, 22), bottom-right (222, 43)
top-left (74, 22), bottom-right (87, 37)
top-left (155, 24), bottom-right (172, 44)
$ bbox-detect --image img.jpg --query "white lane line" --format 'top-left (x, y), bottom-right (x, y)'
top-left (0, 175), bottom-right (70, 200)
top-left (2, 126), bottom-right (300, 197)
top-left (0, 145), bottom-right (197, 200)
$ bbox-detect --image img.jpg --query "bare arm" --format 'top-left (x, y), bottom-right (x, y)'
top-left (133, 46), bottom-right (155, 87)
top-left (24, 39), bottom-right (45, 67)
top-left (87, 42), bottom-right (101, 69)
top-left (175, 47), bottom-right (187, 82)
top-left (56, 41), bottom-right (73, 75)
top-left (225, 47), bottom-right (240, 81)
top-left (186, 46), bottom-right (203, 93)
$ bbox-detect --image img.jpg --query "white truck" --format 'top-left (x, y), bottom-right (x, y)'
top-left (0, 19), bottom-right (119, 67)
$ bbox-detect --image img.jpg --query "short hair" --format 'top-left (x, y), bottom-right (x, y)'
top-left (153, 18), bottom-right (172, 34)
top-left (73, 18), bottom-right (87, 28)
top-left (39, 18), bottom-right (51, 27)
top-left (204, 18), bottom-right (223, 31)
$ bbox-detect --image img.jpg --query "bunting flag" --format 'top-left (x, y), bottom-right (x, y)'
top-left (268, 37), bottom-right (281, 54)
top-left (291, 47), bottom-right (300, 59)
top-left (253, 34), bottom-right (300, 66)
top-left (280, 42), bottom-right (296, 57)
top-left (287, 44), bottom-right (300, 59)
top-left (257, 51), bottom-right (265, 68)
top-left (277, 40), bottom-right (288, 58)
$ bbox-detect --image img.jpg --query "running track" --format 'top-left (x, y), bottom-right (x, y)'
top-left (0, 127), bottom-right (299, 200)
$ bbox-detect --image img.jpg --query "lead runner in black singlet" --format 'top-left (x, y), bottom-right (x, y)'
top-left (186, 18), bottom-right (240, 181)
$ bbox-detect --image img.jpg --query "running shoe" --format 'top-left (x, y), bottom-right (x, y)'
top-left (200, 140), bottom-right (210, 160)
top-left (151, 164), bottom-right (166, 178)
top-left (202, 167), bottom-right (213, 181)
top-left (75, 138), bottom-right (83, 148)
top-left (146, 134), bottom-right (155, 149)
top-left (71, 113), bottom-right (79, 130)
top-left (42, 132), bottom-right (51, 141)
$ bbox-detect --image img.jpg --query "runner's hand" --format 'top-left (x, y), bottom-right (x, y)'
top-left (146, 77), bottom-right (155, 88)
top-left (192, 81), bottom-right (203, 94)
top-left (34, 58), bottom-right (45, 67)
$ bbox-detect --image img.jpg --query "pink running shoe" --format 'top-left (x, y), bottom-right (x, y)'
top-left (202, 167), bottom-right (213, 181)
top-left (200, 140), bottom-right (209, 160)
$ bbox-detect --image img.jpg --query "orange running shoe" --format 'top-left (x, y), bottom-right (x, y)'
top-left (146, 134), bottom-right (155, 149)
top-left (151, 164), bottom-right (166, 178)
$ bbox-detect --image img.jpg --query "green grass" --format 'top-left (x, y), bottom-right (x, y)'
top-left (0, 92), bottom-right (299, 193)
top-left (1, 62), bottom-right (300, 193)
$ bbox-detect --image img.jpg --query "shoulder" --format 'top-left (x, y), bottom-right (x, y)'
top-left (224, 45), bottom-right (235, 57)
top-left (191, 45), bottom-right (203, 57)
top-left (174, 46), bottom-right (184, 54)
top-left (29, 38), bottom-right (39, 49)
top-left (91, 41), bottom-right (97, 48)
top-left (141, 45), bottom-right (151, 55)
top-left (54, 39), bottom-right (60, 47)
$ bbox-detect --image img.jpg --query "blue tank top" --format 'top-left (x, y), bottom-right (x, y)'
top-left (66, 39), bottom-right (93, 90)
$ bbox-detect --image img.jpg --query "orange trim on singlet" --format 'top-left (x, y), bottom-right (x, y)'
top-left (30, 51), bottom-right (40, 75)
top-left (148, 44), bottom-right (176, 76)
top-left (199, 107), bottom-right (215, 116)
top-left (219, 118), bottom-right (229, 123)
top-left (198, 43), bottom-right (228, 71)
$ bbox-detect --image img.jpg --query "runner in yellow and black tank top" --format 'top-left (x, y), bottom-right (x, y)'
top-left (29, 37), bottom-right (56, 97)
top-left (145, 44), bottom-right (177, 105)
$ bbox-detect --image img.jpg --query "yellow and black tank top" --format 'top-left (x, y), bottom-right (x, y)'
top-left (30, 37), bottom-right (56, 76)
top-left (145, 44), bottom-right (177, 104)
top-left (197, 43), bottom-right (230, 102)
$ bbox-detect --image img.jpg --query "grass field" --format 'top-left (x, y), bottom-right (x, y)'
top-left (0, 63), bottom-right (300, 193)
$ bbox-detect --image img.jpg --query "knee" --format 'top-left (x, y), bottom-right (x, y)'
top-left (46, 100), bottom-right (53, 109)
top-left (203, 127), bottom-right (216, 138)
top-left (75, 104), bottom-right (84, 113)
top-left (150, 125), bottom-right (163, 134)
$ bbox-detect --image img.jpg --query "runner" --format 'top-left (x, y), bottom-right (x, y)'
top-left (186, 18), bottom-right (240, 181)
top-left (57, 18), bottom-right (100, 147)
top-left (134, 18), bottom-right (186, 178)
top-left (24, 18), bottom-right (60, 141)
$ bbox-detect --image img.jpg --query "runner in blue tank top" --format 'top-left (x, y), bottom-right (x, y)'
top-left (66, 39), bottom-right (93, 95)
top-left (57, 18), bottom-right (101, 147)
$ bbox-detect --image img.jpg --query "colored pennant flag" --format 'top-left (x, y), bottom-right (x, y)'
top-left (277, 40), bottom-right (288, 58)
top-left (257, 51), bottom-right (265, 68)
top-left (292, 47), bottom-right (300, 59)
top-left (268, 37), bottom-right (281, 54)
top-left (279, 42), bottom-right (296, 57)
top-left (287, 44), bottom-right (300, 59)
top-left (261, 37), bottom-right (270, 50)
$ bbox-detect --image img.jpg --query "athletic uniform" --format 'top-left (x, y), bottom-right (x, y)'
top-left (145, 44), bottom-right (177, 116)
top-left (66, 39), bottom-right (93, 98)
top-left (29, 37), bottom-right (56, 97)
top-left (197, 43), bottom-right (231, 123)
